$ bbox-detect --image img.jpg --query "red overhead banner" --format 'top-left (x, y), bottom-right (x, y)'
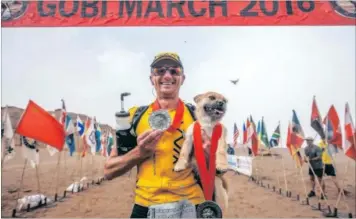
top-left (1, 1), bottom-right (355, 27)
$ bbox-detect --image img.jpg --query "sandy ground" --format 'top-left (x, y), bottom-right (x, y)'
top-left (1, 147), bottom-right (355, 218)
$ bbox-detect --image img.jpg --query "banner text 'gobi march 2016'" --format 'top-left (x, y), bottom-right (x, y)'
top-left (2, 0), bottom-right (355, 27)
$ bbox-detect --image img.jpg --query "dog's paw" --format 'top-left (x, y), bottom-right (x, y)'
top-left (174, 160), bottom-right (188, 172)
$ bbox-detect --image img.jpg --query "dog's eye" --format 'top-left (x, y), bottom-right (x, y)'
top-left (209, 96), bottom-right (216, 101)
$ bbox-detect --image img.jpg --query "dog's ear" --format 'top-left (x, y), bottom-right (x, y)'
top-left (194, 94), bottom-right (204, 103)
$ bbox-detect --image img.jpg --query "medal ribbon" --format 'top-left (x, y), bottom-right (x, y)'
top-left (193, 122), bottom-right (222, 201)
top-left (152, 98), bottom-right (185, 133)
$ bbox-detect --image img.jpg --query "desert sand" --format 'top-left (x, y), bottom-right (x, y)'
top-left (1, 146), bottom-right (355, 218)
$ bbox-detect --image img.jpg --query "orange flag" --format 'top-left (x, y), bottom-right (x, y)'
top-left (16, 100), bottom-right (65, 150)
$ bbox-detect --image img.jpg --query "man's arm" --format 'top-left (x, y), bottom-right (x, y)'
top-left (103, 146), bottom-right (146, 180)
top-left (104, 129), bottom-right (163, 180)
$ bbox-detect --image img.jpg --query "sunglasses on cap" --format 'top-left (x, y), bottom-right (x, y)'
top-left (152, 66), bottom-right (183, 76)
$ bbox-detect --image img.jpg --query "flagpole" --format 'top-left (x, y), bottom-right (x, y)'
top-left (278, 126), bottom-right (289, 195)
top-left (328, 139), bottom-right (353, 215)
top-left (13, 159), bottom-right (28, 212)
top-left (54, 150), bottom-right (62, 200)
top-left (35, 163), bottom-right (41, 194)
top-left (305, 158), bottom-right (332, 210)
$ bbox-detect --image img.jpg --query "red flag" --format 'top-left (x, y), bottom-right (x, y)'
top-left (324, 105), bottom-right (342, 148)
top-left (286, 122), bottom-right (303, 167)
top-left (247, 120), bottom-right (258, 156)
top-left (286, 123), bottom-right (292, 155)
top-left (15, 100), bottom-right (65, 150)
top-left (344, 103), bottom-right (356, 161)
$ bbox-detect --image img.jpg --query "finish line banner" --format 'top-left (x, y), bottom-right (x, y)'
top-left (1, 1), bottom-right (355, 27)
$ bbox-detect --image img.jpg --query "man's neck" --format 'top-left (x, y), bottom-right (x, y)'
top-left (156, 96), bottom-right (179, 109)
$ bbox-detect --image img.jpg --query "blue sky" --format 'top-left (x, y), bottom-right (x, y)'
top-left (2, 26), bottom-right (355, 146)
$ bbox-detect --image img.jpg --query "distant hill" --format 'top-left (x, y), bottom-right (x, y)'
top-left (1, 105), bottom-right (115, 147)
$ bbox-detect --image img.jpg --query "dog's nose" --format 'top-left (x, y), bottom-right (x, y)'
top-left (217, 101), bottom-right (224, 106)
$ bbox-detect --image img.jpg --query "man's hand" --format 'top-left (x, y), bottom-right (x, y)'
top-left (304, 156), bottom-right (308, 163)
top-left (136, 129), bottom-right (163, 158)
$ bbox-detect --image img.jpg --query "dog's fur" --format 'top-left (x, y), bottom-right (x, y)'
top-left (174, 91), bottom-right (229, 214)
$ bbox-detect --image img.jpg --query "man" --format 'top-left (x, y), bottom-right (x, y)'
top-left (318, 140), bottom-right (349, 196)
top-left (104, 52), bottom-right (211, 218)
top-left (303, 136), bottom-right (325, 198)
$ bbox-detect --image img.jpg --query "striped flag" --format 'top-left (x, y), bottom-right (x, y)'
top-left (233, 123), bottom-right (239, 147)
top-left (242, 122), bottom-right (247, 144)
top-left (270, 123), bottom-right (281, 147)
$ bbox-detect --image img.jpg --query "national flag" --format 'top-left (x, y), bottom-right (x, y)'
top-left (65, 114), bottom-right (75, 135)
top-left (291, 110), bottom-right (305, 149)
top-left (66, 133), bottom-right (75, 156)
top-left (21, 136), bottom-right (39, 168)
top-left (257, 120), bottom-right (261, 143)
top-left (286, 122), bottom-right (303, 168)
top-left (233, 123), bottom-right (239, 147)
top-left (310, 96), bottom-right (325, 140)
top-left (260, 117), bottom-right (270, 148)
top-left (81, 118), bottom-right (90, 157)
top-left (270, 123), bottom-right (281, 147)
top-left (84, 117), bottom-right (96, 154)
top-left (325, 118), bottom-right (339, 155)
top-left (324, 105), bottom-right (342, 148)
top-left (64, 115), bottom-right (76, 156)
top-left (242, 122), bottom-right (247, 144)
top-left (46, 112), bottom-right (59, 156)
top-left (101, 130), bottom-right (108, 157)
top-left (59, 99), bottom-right (66, 128)
top-left (250, 115), bottom-right (256, 131)
top-left (94, 118), bottom-right (102, 154)
top-left (107, 131), bottom-right (114, 156)
top-left (15, 100), bottom-right (65, 150)
top-left (2, 107), bottom-right (16, 162)
top-left (76, 116), bottom-right (85, 138)
top-left (247, 119), bottom-right (258, 156)
top-left (344, 102), bottom-right (356, 161)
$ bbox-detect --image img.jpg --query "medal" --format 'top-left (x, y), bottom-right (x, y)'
top-left (148, 110), bottom-right (171, 131)
top-left (151, 99), bottom-right (185, 133)
top-left (193, 122), bottom-right (223, 218)
top-left (196, 200), bottom-right (222, 218)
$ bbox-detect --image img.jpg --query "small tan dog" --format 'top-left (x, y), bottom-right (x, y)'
top-left (174, 91), bottom-right (229, 214)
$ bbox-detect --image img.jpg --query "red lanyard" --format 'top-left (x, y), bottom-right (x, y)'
top-left (152, 99), bottom-right (185, 133)
top-left (193, 122), bottom-right (222, 201)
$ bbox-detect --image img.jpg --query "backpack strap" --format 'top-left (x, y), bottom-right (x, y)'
top-left (131, 105), bottom-right (149, 133)
top-left (185, 103), bottom-right (196, 121)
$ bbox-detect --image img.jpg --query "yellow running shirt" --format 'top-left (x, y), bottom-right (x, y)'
top-left (128, 103), bottom-right (205, 207)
